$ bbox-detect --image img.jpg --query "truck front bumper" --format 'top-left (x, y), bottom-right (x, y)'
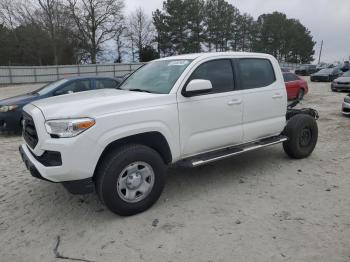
top-left (19, 144), bottom-right (94, 194)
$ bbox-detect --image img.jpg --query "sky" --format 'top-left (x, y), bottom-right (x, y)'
top-left (125, 0), bottom-right (350, 63)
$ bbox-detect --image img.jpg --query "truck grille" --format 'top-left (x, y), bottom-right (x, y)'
top-left (23, 112), bottom-right (38, 149)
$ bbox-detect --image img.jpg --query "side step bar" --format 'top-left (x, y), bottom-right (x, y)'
top-left (180, 135), bottom-right (288, 167)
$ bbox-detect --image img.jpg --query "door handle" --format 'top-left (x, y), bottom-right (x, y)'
top-left (272, 93), bottom-right (283, 99)
top-left (227, 99), bottom-right (242, 105)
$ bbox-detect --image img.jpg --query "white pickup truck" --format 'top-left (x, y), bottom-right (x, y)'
top-left (19, 52), bottom-right (318, 216)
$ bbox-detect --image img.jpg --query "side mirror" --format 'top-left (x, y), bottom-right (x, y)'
top-left (184, 79), bottom-right (213, 97)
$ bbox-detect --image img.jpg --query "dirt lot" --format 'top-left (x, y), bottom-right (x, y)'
top-left (0, 79), bottom-right (350, 262)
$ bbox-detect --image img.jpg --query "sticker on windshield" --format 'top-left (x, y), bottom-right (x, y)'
top-left (168, 60), bottom-right (190, 66)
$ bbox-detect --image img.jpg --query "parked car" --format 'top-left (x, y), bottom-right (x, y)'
top-left (316, 63), bottom-right (334, 71)
top-left (0, 76), bottom-right (121, 132)
top-left (283, 72), bottom-right (308, 100)
top-left (341, 61), bottom-right (350, 72)
top-left (310, 68), bottom-right (343, 82)
top-left (295, 64), bottom-right (317, 76)
top-left (331, 71), bottom-right (350, 91)
top-left (19, 52), bottom-right (319, 216)
top-left (342, 94), bottom-right (350, 115)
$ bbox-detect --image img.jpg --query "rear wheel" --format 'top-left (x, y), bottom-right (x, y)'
top-left (283, 114), bottom-right (318, 159)
top-left (96, 144), bottom-right (167, 216)
top-left (297, 89), bottom-right (305, 100)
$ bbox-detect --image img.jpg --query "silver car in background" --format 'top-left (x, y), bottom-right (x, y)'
top-left (332, 71), bottom-right (350, 91)
top-left (342, 95), bottom-right (350, 115)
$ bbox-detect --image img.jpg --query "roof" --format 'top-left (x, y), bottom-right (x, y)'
top-left (156, 52), bottom-right (274, 61)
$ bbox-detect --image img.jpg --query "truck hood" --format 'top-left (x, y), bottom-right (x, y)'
top-left (30, 89), bottom-right (175, 119)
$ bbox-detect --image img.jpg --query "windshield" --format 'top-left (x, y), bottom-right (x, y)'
top-left (35, 79), bottom-right (69, 95)
top-left (318, 69), bottom-right (332, 74)
top-left (119, 59), bottom-right (193, 94)
top-left (342, 71), bottom-right (350, 77)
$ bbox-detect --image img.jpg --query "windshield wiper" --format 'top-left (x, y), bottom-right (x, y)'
top-left (127, 88), bottom-right (153, 93)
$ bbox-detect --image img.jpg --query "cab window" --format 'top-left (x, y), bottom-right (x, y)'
top-left (237, 58), bottom-right (276, 89)
top-left (187, 59), bottom-right (234, 94)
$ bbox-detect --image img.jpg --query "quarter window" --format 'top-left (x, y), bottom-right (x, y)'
top-left (187, 59), bottom-right (234, 94)
top-left (237, 58), bottom-right (276, 89)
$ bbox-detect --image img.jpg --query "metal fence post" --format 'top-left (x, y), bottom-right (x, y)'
top-left (77, 64), bottom-right (80, 76)
top-left (8, 66), bottom-right (13, 84)
top-left (56, 66), bottom-right (59, 80)
top-left (96, 64), bottom-right (98, 76)
top-left (34, 67), bottom-right (37, 83)
top-left (114, 64), bottom-right (116, 77)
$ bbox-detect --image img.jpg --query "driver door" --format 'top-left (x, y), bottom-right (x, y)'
top-left (177, 59), bottom-right (243, 157)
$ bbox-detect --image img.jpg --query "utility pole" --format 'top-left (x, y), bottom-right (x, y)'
top-left (318, 40), bottom-right (323, 64)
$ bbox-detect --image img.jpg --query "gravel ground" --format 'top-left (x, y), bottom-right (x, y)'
top-left (0, 79), bottom-right (350, 262)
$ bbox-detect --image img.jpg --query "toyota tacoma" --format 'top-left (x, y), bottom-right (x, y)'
top-left (19, 52), bottom-right (319, 216)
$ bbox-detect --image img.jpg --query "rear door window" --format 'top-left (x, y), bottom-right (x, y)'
top-left (237, 58), bottom-right (276, 89)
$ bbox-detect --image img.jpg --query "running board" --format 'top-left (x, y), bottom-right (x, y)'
top-left (179, 135), bottom-right (288, 167)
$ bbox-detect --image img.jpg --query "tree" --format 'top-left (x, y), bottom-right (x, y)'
top-left (204, 0), bottom-right (240, 51)
top-left (252, 12), bottom-right (315, 63)
top-left (127, 7), bottom-right (153, 61)
top-left (232, 13), bottom-right (256, 52)
top-left (183, 0), bottom-right (205, 53)
top-left (114, 23), bottom-right (126, 63)
top-left (139, 45), bottom-right (159, 62)
top-left (153, 0), bottom-right (206, 55)
top-left (37, 0), bottom-right (75, 65)
top-left (153, 8), bottom-right (172, 57)
top-left (67, 0), bottom-right (124, 64)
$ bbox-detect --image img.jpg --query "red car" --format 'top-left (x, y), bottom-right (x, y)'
top-left (283, 72), bottom-right (308, 100)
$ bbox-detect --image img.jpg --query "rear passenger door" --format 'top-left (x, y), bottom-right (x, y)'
top-left (234, 58), bottom-right (287, 142)
top-left (177, 59), bottom-right (243, 156)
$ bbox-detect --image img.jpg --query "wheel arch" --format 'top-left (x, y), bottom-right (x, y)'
top-left (93, 131), bottom-right (173, 179)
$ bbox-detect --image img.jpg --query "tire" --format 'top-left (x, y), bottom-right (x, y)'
top-left (283, 114), bottom-right (318, 159)
top-left (96, 144), bottom-right (167, 216)
top-left (297, 89), bottom-right (305, 100)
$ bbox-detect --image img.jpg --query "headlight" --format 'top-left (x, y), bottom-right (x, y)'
top-left (0, 105), bottom-right (18, 112)
top-left (45, 118), bottom-right (95, 138)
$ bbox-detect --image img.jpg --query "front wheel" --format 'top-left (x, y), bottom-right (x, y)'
top-left (96, 144), bottom-right (167, 216)
top-left (283, 114), bottom-right (318, 159)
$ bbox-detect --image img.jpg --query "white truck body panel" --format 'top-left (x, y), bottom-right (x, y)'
top-left (21, 52), bottom-right (287, 182)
